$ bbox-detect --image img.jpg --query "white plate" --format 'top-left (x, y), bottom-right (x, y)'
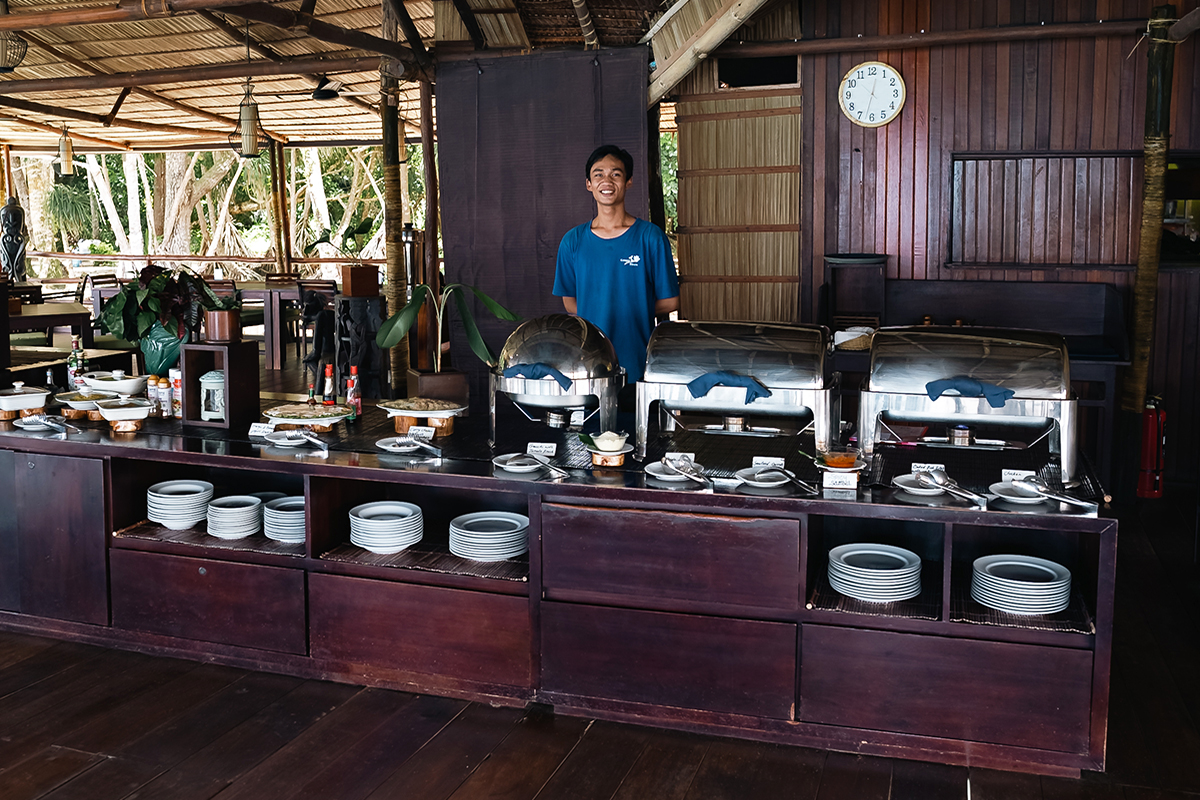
top-left (585, 443), bottom-right (634, 456)
top-left (379, 404), bottom-right (466, 419)
top-left (974, 554), bottom-right (1071, 585)
top-left (264, 431), bottom-right (310, 448)
top-left (451, 512), bottom-right (529, 535)
top-left (12, 417), bottom-right (54, 430)
top-left (892, 474), bottom-right (945, 496)
top-left (644, 461), bottom-right (706, 482)
top-left (265, 496), bottom-right (306, 513)
top-left (816, 459), bottom-right (868, 473)
top-left (493, 454), bottom-right (545, 474)
top-left (249, 491), bottom-right (287, 503)
top-left (829, 543), bottom-right (921, 573)
top-left (734, 467), bottom-right (791, 488)
top-left (148, 480), bottom-right (214, 498)
top-left (376, 437), bottom-right (424, 454)
top-left (989, 481), bottom-right (1048, 504)
top-left (350, 501), bottom-right (421, 521)
top-left (209, 495), bottom-right (263, 511)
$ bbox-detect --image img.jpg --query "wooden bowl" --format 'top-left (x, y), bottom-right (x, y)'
top-left (19, 407), bottom-right (46, 418)
top-left (109, 419), bottom-right (145, 433)
top-left (393, 415), bottom-right (420, 434)
top-left (428, 415), bottom-right (454, 437)
top-left (590, 450), bottom-right (627, 467)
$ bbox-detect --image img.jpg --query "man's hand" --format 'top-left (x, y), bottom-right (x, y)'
top-left (562, 297), bottom-right (577, 314)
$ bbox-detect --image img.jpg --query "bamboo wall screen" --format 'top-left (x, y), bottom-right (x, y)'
top-left (676, 91), bottom-right (802, 322)
top-left (949, 152), bottom-right (1144, 268)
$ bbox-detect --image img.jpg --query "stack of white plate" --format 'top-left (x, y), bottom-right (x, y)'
top-left (828, 543), bottom-right (922, 603)
top-left (449, 512), bottom-right (529, 562)
top-left (349, 501), bottom-right (424, 554)
top-left (971, 554), bottom-right (1071, 615)
top-left (147, 480), bottom-right (214, 531)
top-left (263, 496), bottom-right (306, 543)
top-left (206, 496), bottom-right (263, 540)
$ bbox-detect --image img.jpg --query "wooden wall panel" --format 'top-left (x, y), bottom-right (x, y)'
top-left (796, 0), bottom-right (1200, 478)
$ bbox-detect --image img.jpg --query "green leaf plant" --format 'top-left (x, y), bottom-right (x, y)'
top-left (375, 283), bottom-right (520, 372)
top-left (99, 264), bottom-right (234, 343)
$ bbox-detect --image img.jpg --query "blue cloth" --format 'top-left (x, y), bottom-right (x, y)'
top-left (926, 375), bottom-right (1015, 409)
top-left (503, 363), bottom-right (573, 391)
top-left (553, 218), bottom-right (679, 384)
top-left (687, 371), bottom-right (772, 404)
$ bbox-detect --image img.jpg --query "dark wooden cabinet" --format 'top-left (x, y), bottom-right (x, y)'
top-left (541, 602), bottom-right (797, 719)
top-left (799, 625), bottom-right (1093, 754)
top-left (0, 450), bottom-right (108, 624)
top-left (111, 549), bottom-right (307, 654)
top-left (542, 504), bottom-right (800, 616)
top-left (310, 573), bottom-right (532, 691)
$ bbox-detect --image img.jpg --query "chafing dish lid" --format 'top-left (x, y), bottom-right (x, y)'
top-left (866, 327), bottom-right (1070, 399)
top-left (496, 314), bottom-right (619, 381)
top-left (643, 321), bottom-right (829, 390)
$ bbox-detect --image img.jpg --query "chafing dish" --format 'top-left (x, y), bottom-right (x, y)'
top-left (857, 326), bottom-right (1079, 479)
top-left (490, 314), bottom-right (625, 444)
top-left (635, 321), bottom-right (839, 459)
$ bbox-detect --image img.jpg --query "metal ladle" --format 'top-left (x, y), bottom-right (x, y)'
top-left (915, 469), bottom-right (988, 507)
top-left (1011, 476), bottom-right (1097, 510)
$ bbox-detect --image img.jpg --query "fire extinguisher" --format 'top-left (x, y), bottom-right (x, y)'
top-left (1137, 395), bottom-right (1166, 499)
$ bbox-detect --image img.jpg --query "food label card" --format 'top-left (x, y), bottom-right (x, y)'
top-left (248, 423), bottom-right (275, 437)
top-left (823, 471), bottom-right (858, 489)
top-left (408, 426), bottom-right (436, 441)
top-left (527, 442), bottom-right (557, 457)
top-left (751, 456), bottom-right (786, 469)
top-left (910, 462), bottom-right (945, 474)
top-left (1001, 468), bottom-right (1036, 483)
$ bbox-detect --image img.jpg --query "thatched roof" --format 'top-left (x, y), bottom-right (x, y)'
top-left (0, 0), bottom-right (665, 153)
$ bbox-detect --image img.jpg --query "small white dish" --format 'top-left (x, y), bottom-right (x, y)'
top-left (735, 467), bottom-right (790, 488)
top-left (592, 431), bottom-right (629, 452)
top-left (584, 443), bottom-right (633, 456)
top-left (645, 461), bottom-right (704, 482)
top-left (12, 416), bottom-right (54, 431)
top-left (55, 389), bottom-right (118, 410)
top-left (376, 437), bottom-right (424, 453)
top-left (0, 382), bottom-right (51, 412)
top-left (892, 473), bottom-right (945, 496)
top-left (83, 371), bottom-right (148, 396)
top-left (493, 453), bottom-right (544, 473)
top-left (989, 481), bottom-right (1049, 505)
top-left (816, 459), bottom-right (868, 473)
top-left (95, 397), bottom-right (153, 421)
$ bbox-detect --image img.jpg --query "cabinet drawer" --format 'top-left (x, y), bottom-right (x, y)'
top-left (309, 573), bottom-right (531, 689)
top-left (542, 504), bottom-right (800, 614)
top-left (110, 550), bottom-right (307, 654)
top-left (542, 602), bottom-right (796, 719)
top-left (799, 625), bottom-right (1093, 753)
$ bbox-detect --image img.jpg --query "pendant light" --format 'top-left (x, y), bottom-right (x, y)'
top-left (58, 128), bottom-right (74, 175)
top-left (0, 0), bottom-right (28, 74)
top-left (228, 21), bottom-right (268, 158)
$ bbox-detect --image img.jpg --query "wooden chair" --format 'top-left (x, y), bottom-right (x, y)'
top-left (293, 279), bottom-right (339, 362)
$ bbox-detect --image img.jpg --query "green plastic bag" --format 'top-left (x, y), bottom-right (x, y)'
top-left (141, 322), bottom-right (182, 376)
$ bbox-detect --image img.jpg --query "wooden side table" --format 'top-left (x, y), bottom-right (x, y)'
top-left (179, 340), bottom-right (260, 429)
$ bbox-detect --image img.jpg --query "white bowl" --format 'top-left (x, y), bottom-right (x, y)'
top-left (83, 371), bottom-right (148, 396)
top-left (0, 382), bottom-right (51, 412)
top-left (56, 388), bottom-right (118, 410)
top-left (95, 397), bottom-right (153, 421)
top-left (592, 431), bottom-right (629, 452)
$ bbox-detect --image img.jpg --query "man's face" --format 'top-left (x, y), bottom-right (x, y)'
top-left (586, 155), bottom-right (631, 209)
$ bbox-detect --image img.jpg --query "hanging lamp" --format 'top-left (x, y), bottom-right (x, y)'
top-left (58, 128), bottom-right (74, 175)
top-left (0, 0), bottom-right (28, 73)
top-left (228, 21), bottom-right (268, 158)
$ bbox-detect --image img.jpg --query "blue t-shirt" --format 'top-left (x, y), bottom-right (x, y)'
top-left (553, 218), bottom-right (678, 384)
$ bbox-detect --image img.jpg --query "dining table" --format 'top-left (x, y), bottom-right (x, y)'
top-left (5, 302), bottom-right (94, 347)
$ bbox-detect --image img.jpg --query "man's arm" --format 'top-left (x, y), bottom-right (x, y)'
top-left (562, 297), bottom-right (577, 314)
top-left (655, 296), bottom-right (679, 315)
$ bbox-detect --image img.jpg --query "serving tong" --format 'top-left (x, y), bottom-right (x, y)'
top-left (1011, 476), bottom-right (1098, 510)
top-left (914, 469), bottom-right (988, 508)
top-left (275, 429), bottom-right (330, 450)
top-left (21, 414), bottom-right (78, 438)
top-left (504, 453), bottom-right (568, 478)
top-left (660, 455), bottom-right (711, 489)
top-left (752, 466), bottom-right (818, 495)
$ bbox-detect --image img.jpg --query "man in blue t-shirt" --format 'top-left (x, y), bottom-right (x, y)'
top-left (553, 144), bottom-right (680, 385)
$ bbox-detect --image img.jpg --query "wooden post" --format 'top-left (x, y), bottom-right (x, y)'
top-left (382, 0), bottom-right (411, 396)
top-left (1120, 5), bottom-right (1177, 415)
top-left (420, 80), bottom-right (440, 370)
top-left (1, 144), bottom-right (9, 200)
top-left (277, 142), bottom-right (294, 274)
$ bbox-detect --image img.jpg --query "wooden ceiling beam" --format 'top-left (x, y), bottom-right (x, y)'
top-left (0, 114), bottom-right (131, 150)
top-left (449, 0), bottom-right (486, 49)
top-left (381, 0), bottom-right (433, 72)
top-left (23, 31), bottom-right (240, 129)
top-left (105, 87), bottom-right (132, 124)
top-left (0, 0), bottom-right (274, 32)
top-left (0, 55), bottom-right (379, 94)
top-left (0, 95), bottom-right (264, 139)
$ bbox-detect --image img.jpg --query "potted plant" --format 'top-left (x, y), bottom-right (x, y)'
top-left (98, 265), bottom-right (225, 374)
top-left (376, 282), bottom-right (519, 401)
top-left (199, 288), bottom-right (243, 344)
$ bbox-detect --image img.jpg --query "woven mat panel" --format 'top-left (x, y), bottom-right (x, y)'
top-left (806, 569), bottom-right (941, 622)
top-left (948, 583), bottom-right (1094, 634)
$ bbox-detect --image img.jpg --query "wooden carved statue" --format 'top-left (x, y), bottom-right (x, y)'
top-left (0, 197), bottom-right (28, 283)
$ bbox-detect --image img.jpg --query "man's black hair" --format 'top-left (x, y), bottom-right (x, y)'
top-left (585, 145), bottom-right (634, 181)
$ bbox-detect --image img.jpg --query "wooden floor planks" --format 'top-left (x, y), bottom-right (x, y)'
top-left (2, 495), bottom-right (1200, 800)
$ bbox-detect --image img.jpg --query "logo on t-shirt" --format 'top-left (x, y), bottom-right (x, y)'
top-left (620, 255), bottom-right (641, 267)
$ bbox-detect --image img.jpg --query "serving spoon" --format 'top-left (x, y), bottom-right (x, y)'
top-left (1011, 476), bottom-right (1097, 509)
top-left (915, 469), bottom-right (988, 507)
top-left (660, 456), bottom-right (710, 488)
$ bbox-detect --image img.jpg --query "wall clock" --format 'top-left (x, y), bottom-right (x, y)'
top-left (838, 61), bottom-right (906, 127)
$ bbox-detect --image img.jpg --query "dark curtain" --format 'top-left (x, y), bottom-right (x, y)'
top-left (437, 47), bottom-right (651, 403)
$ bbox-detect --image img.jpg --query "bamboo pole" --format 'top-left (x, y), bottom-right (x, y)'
top-left (1120, 6), bottom-right (1176, 415)
top-left (381, 1), bottom-right (410, 396)
top-left (276, 142), bottom-right (294, 273)
top-left (420, 80), bottom-right (440, 370)
top-left (1, 144), bottom-right (9, 200)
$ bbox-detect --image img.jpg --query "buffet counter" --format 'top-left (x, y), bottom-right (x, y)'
top-left (0, 407), bottom-right (1115, 778)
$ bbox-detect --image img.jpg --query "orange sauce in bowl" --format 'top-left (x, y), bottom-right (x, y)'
top-left (821, 450), bottom-right (860, 468)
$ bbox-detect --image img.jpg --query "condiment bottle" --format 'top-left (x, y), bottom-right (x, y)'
top-left (322, 364), bottom-right (336, 406)
top-left (345, 366), bottom-right (361, 421)
top-left (307, 383), bottom-right (317, 406)
top-left (169, 368), bottom-right (182, 417)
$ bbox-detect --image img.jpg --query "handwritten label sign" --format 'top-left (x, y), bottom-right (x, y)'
top-left (527, 442), bottom-right (557, 457)
top-left (823, 488), bottom-right (859, 501)
top-left (248, 422), bottom-right (275, 437)
top-left (823, 470), bottom-right (858, 490)
top-left (1001, 468), bottom-right (1036, 483)
top-left (408, 426), bottom-right (436, 441)
top-left (751, 456), bottom-right (786, 469)
top-left (911, 462), bottom-right (946, 474)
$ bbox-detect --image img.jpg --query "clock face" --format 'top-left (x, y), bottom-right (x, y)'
top-left (838, 61), bottom-right (906, 127)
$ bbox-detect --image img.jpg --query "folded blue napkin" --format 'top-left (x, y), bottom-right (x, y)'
top-left (686, 371), bottom-right (772, 404)
top-left (503, 363), bottom-right (573, 391)
top-left (926, 376), bottom-right (1015, 409)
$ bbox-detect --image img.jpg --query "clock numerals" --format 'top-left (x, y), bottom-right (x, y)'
top-left (839, 61), bottom-right (905, 128)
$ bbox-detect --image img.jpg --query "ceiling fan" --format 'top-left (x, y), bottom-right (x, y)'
top-left (273, 76), bottom-right (378, 101)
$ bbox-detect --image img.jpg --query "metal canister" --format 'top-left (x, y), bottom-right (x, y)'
top-left (724, 415), bottom-right (746, 432)
top-left (950, 424), bottom-right (973, 446)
